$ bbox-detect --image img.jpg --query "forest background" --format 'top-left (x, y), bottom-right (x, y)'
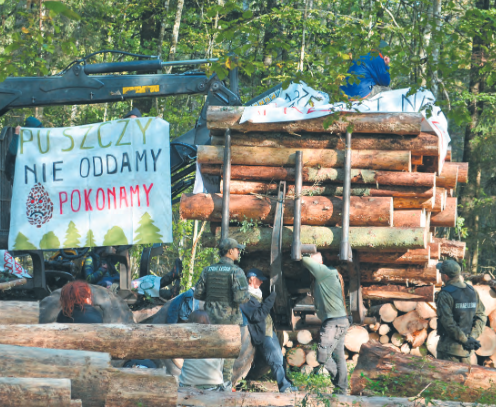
top-left (0, 0), bottom-right (495, 289)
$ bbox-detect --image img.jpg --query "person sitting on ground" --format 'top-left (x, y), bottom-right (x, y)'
top-left (83, 248), bottom-right (120, 288)
top-left (178, 310), bottom-right (226, 391)
top-left (56, 280), bottom-right (103, 323)
top-left (240, 269), bottom-right (297, 393)
top-left (340, 41), bottom-right (391, 100)
top-left (123, 107), bottom-right (142, 118)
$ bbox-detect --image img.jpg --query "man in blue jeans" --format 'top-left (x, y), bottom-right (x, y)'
top-left (301, 252), bottom-right (350, 394)
top-left (240, 269), bottom-right (297, 393)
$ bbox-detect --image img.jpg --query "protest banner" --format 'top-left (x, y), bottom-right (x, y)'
top-left (8, 118), bottom-right (172, 250)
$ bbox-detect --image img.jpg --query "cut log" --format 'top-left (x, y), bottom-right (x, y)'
top-left (207, 106), bottom-right (422, 135)
top-left (369, 333), bottom-right (380, 341)
top-left (393, 301), bottom-right (418, 313)
top-left (411, 155), bottom-right (423, 165)
top-left (180, 193), bottom-right (393, 227)
top-left (362, 285), bottom-right (434, 302)
top-left (71, 401), bottom-right (82, 407)
top-left (368, 322), bottom-right (380, 332)
top-left (0, 344), bottom-right (111, 407)
top-left (393, 311), bottom-right (428, 336)
top-left (406, 328), bottom-right (428, 348)
top-left (344, 325), bottom-right (369, 353)
top-left (432, 238), bottom-right (466, 260)
top-left (379, 335), bottom-right (390, 344)
top-left (474, 285), bottom-right (496, 315)
top-left (378, 324), bottom-right (391, 336)
top-left (0, 323), bottom-right (241, 360)
top-left (415, 302), bottom-right (437, 319)
top-left (296, 330), bottom-right (313, 345)
top-left (204, 226), bottom-right (428, 252)
top-left (489, 309), bottom-right (496, 330)
top-left (202, 164), bottom-right (435, 187)
top-left (429, 242), bottom-right (441, 259)
top-left (393, 210), bottom-right (426, 227)
top-left (429, 318), bottom-right (438, 330)
top-left (0, 278), bottom-right (27, 290)
top-left (426, 330), bottom-right (440, 357)
top-left (464, 273), bottom-right (494, 285)
top-left (436, 163), bottom-right (459, 189)
top-left (358, 249), bottom-right (430, 265)
top-left (305, 350), bottom-right (320, 368)
top-left (431, 198), bottom-right (457, 227)
top-left (281, 347), bottom-right (286, 356)
top-left (286, 340), bottom-right (294, 348)
top-left (0, 377), bottom-right (71, 407)
top-left (445, 162), bottom-right (468, 183)
top-left (400, 343), bottom-right (411, 354)
top-left (300, 364), bottom-right (314, 375)
top-left (198, 145), bottom-right (411, 171)
top-left (287, 348), bottom-right (306, 367)
top-left (475, 326), bottom-right (496, 357)
top-left (280, 331), bottom-right (289, 347)
top-left (367, 304), bottom-right (398, 323)
top-left (410, 345), bottom-right (428, 357)
top-left (432, 188), bottom-right (447, 212)
top-left (0, 301), bottom-right (39, 324)
top-left (358, 264), bottom-right (439, 285)
top-left (391, 333), bottom-right (405, 347)
top-left (351, 341), bottom-right (496, 401)
top-left (105, 368), bottom-right (177, 407)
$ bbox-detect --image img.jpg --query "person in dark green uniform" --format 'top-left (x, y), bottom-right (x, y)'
top-left (301, 252), bottom-right (349, 394)
top-left (436, 259), bottom-right (487, 363)
top-left (194, 237), bottom-right (250, 387)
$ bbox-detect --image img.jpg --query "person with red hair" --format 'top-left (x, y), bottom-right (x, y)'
top-left (56, 281), bottom-right (103, 323)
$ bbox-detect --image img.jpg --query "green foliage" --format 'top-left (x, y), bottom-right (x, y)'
top-left (39, 231), bottom-right (61, 249)
top-left (63, 221), bottom-right (81, 248)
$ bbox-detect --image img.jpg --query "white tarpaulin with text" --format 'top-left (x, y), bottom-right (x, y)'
top-left (8, 118), bottom-right (172, 250)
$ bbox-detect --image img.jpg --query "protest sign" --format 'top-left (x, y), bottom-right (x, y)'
top-left (0, 251), bottom-right (31, 278)
top-left (8, 118), bottom-right (172, 250)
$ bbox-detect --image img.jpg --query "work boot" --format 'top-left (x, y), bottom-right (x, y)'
top-left (280, 385), bottom-right (299, 393)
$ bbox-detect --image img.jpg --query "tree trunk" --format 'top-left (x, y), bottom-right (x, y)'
top-left (351, 341), bottom-right (496, 401)
top-left (180, 193), bottom-right (392, 226)
top-left (0, 377), bottom-right (71, 407)
top-left (393, 301), bottom-right (418, 313)
top-left (0, 344), bottom-right (111, 407)
top-left (475, 326), bottom-right (496, 357)
top-left (367, 304), bottom-right (398, 323)
top-left (436, 163), bottom-right (459, 189)
top-left (393, 210), bottom-right (426, 227)
top-left (358, 249), bottom-right (430, 265)
top-left (344, 325), bottom-right (369, 352)
top-left (446, 162), bottom-right (468, 184)
top-left (0, 301), bottom-right (39, 324)
top-left (207, 106), bottom-right (423, 135)
top-left (105, 368), bottom-right (177, 407)
top-left (393, 310), bottom-right (428, 335)
top-left (201, 164), bottom-right (435, 187)
top-left (211, 131), bottom-right (440, 156)
top-left (432, 238), bottom-right (466, 259)
top-left (431, 197), bottom-right (457, 227)
top-left (164, 0), bottom-right (185, 73)
top-left (362, 285), bottom-right (434, 302)
top-left (204, 226), bottom-right (428, 252)
top-left (358, 264), bottom-right (439, 285)
top-left (0, 278), bottom-right (27, 290)
top-left (0, 323), bottom-right (241, 360)
top-left (198, 146), bottom-right (411, 171)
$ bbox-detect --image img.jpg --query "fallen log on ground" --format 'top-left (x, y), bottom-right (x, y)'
top-left (0, 301), bottom-right (39, 324)
top-left (432, 238), bottom-right (466, 259)
top-left (180, 193), bottom-right (393, 226)
top-left (0, 377), bottom-right (71, 407)
top-left (393, 209), bottom-right (426, 227)
top-left (351, 341), bottom-right (496, 401)
top-left (0, 278), bottom-right (27, 290)
top-left (204, 226), bottom-right (427, 252)
top-left (358, 248), bottom-right (430, 265)
top-left (105, 369), bottom-right (177, 407)
top-left (362, 285), bottom-right (434, 302)
top-left (201, 164), bottom-right (435, 187)
top-left (211, 131), bottom-right (440, 155)
top-left (0, 323), bottom-right (241, 359)
top-left (207, 106), bottom-right (423, 135)
top-left (0, 344), bottom-right (111, 407)
top-left (355, 264), bottom-right (439, 285)
top-left (430, 197), bottom-right (457, 227)
top-left (198, 145), bottom-right (411, 171)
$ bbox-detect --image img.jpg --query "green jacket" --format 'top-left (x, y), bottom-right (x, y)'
top-left (194, 257), bottom-right (249, 325)
top-left (436, 276), bottom-right (487, 357)
top-left (301, 257), bottom-right (347, 322)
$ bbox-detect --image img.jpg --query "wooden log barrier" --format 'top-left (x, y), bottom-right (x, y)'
top-left (358, 248), bottom-right (430, 265)
top-left (198, 145), bottom-right (412, 171)
top-left (0, 278), bottom-right (27, 290)
top-left (201, 165), bottom-right (435, 187)
top-left (351, 341), bottom-right (496, 402)
top-left (211, 131), bottom-right (440, 155)
top-left (204, 226), bottom-right (427, 252)
top-left (0, 301), bottom-right (39, 324)
top-left (0, 324), bottom-right (241, 360)
top-left (0, 377), bottom-right (72, 407)
top-left (362, 285), bottom-right (435, 302)
top-left (207, 106), bottom-right (423, 135)
top-left (430, 197), bottom-right (457, 227)
top-left (432, 238), bottom-right (466, 259)
top-left (180, 193), bottom-right (393, 226)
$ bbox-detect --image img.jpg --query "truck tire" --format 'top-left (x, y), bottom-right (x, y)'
top-left (39, 284), bottom-right (134, 323)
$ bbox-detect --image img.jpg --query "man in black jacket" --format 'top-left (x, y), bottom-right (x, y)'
top-left (240, 269), bottom-right (296, 393)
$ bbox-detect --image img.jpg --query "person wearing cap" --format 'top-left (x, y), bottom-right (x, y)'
top-left (301, 252), bottom-right (349, 394)
top-left (123, 107), bottom-right (142, 118)
top-left (240, 268), bottom-right (296, 393)
top-left (194, 237), bottom-right (250, 387)
top-left (340, 41), bottom-right (391, 100)
top-left (435, 260), bottom-right (487, 363)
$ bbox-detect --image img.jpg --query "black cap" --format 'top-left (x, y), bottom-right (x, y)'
top-left (218, 238), bottom-right (245, 251)
top-left (123, 107), bottom-right (142, 118)
top-left (436, 260), bottom-right (461, 278)
top-left (246, 268), bottom-right (267, 281)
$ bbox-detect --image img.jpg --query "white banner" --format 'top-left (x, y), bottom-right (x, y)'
top-left (242, 85), bottom-right (450, 168)
top-left (0, 251), bottom-right (31, 279)
top-left (8, 118), bottom-right (173, 250)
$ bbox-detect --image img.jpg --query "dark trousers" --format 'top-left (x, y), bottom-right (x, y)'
top-left (317, 317), bottom-right (349, 393)
top-left (258, 333), bottom-right (292, 392)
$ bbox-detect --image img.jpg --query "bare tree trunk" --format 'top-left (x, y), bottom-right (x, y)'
top-left (165, 0), bottom-right (185, 74)
top-left (298, 0), bottom-right (313, 71)
top-left (187, 220), bottom-right (207, 288)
